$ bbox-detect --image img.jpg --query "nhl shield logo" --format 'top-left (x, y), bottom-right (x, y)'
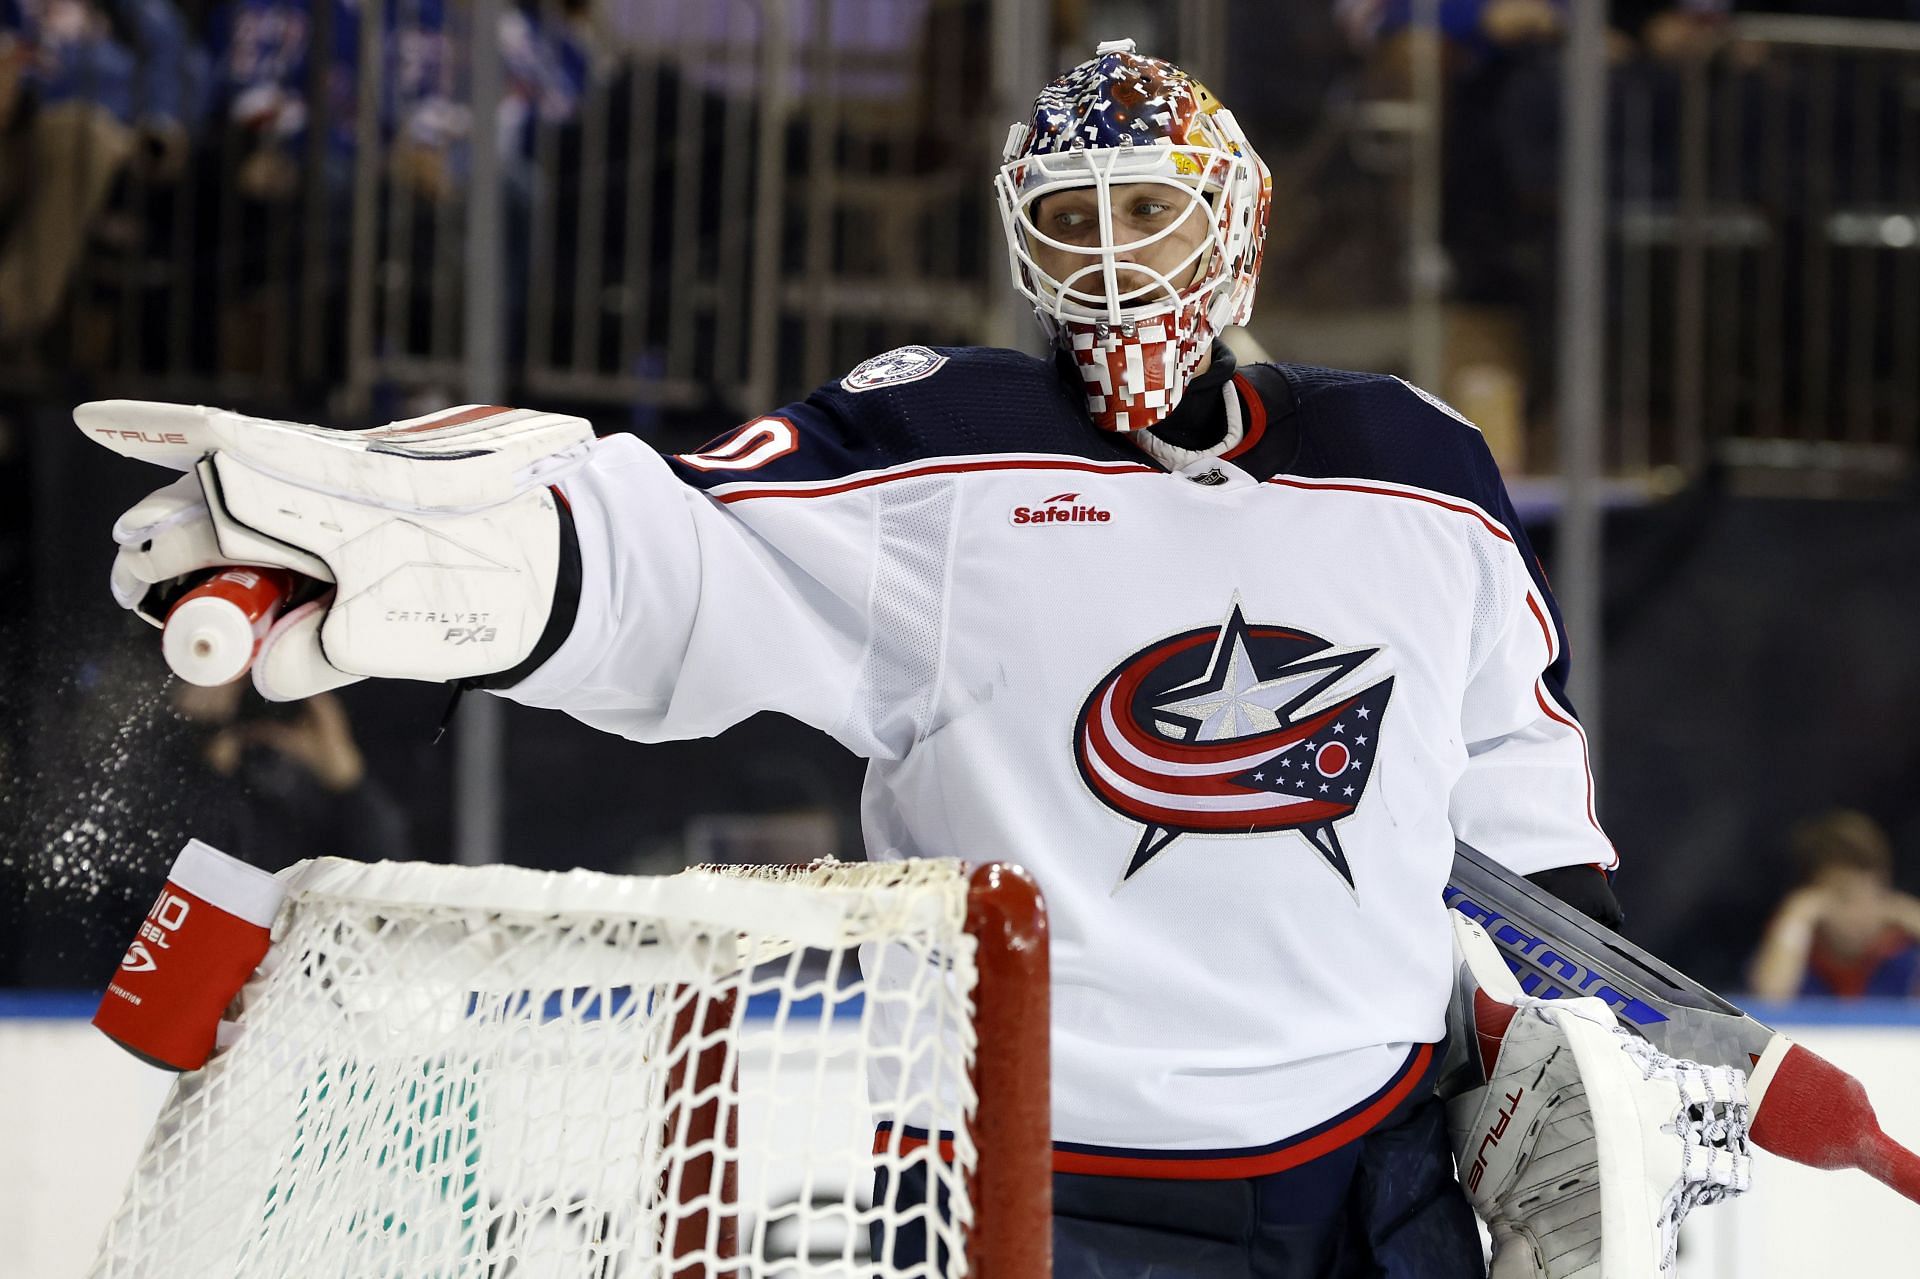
top-left (1075, 598), bottom-right (1394, 891)
top-left (842, 345), bottom-right (949, 393)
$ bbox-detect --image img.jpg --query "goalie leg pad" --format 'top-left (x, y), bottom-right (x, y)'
top-left (1445, 916), bottom-right (1752, 1279)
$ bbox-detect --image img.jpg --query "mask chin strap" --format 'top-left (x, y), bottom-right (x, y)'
top-left (1129, 378), bottom-right (1243, 471)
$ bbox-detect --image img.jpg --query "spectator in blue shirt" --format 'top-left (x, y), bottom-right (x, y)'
top-left (387, 0), bottom-right (587, 203)
top-left (5, 0), bottom-right (136, 120)
top-left (109, 0), bottom-right (210, 178)
top-left (207, 0), bottom-right (360, 199)
top-left (1750, 809), bottom-right (1920, 1000)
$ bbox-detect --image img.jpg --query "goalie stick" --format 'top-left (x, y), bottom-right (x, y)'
top-left (1447, 840), bottom-right (1920, 1205)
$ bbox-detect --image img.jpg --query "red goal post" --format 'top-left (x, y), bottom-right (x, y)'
top-left (87, 856), bottom-right (1051, 1277)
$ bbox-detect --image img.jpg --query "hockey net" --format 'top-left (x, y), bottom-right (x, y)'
top-left (88, 856), bottom-right (1049, 1278)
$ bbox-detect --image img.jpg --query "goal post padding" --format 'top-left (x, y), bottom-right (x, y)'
top-left (87, 856), bottom-right (1049, 1278)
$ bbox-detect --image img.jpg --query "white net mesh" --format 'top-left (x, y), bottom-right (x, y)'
top-left (89, 857), bottom-right (984, 1278)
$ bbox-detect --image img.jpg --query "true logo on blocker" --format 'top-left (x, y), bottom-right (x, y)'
top-left (1011, 491), bottom-right (1113, 527)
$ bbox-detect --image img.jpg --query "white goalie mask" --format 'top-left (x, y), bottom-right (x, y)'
top-left (995, 39), bottom-right (1272, 432)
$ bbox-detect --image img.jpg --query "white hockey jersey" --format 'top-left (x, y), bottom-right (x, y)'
top-left (502, 344), bottom-right (1616, 1177)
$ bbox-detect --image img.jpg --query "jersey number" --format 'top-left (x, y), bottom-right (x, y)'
top-left (677, 417), bottom-right (800, 471)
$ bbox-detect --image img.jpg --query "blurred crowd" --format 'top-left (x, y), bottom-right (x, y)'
top-left (1296, 0), bottom-right (1920, 456)
top-left (2, 0), bottom-right (1919, 996)
top-left (6, 0), bottom-right (1919, 447)
top-left (0, 0), bottom-right (588, 350)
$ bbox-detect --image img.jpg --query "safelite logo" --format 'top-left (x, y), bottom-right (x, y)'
top-left (1011, 492), bottom-right (1113, 526)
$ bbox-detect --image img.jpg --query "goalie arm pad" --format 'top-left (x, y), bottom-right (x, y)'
top-left (1445, 915), bottom-right (1752, 1279)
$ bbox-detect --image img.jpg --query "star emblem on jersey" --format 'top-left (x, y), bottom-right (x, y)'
top-left (1074, 600), bottom-right (1395, 890)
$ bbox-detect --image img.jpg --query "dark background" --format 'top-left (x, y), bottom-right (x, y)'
top-left (4, 0), bottom-right (1919, 996)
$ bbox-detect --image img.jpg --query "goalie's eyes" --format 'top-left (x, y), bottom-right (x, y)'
top-left (1048, 199), bottom-right (1179, 233)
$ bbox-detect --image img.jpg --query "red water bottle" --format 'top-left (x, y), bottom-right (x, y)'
top-left (93, 839), bottom-right (288, 1071)
top-left (161, 567), bottom-right (297, 685)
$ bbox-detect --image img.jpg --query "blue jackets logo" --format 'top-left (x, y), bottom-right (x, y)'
top-left (1075, 598), bottom-right (1394, 890)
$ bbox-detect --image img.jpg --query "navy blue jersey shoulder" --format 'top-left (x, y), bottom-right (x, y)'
top-left (1265, 364), bottom-right (1513, 523)
top-left (665, 345), bottom-right (1130, 490)
top-left (1259, 362), bottom-right (1581, 716)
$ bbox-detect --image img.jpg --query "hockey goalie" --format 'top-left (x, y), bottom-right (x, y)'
top-left (76, 34), bottom-right (1781, 1279)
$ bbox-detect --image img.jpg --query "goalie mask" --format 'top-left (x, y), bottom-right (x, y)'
top-left (997, 39), bottom-right (1272, 433)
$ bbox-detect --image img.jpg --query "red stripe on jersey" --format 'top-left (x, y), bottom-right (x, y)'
top-left (1223, 374), bottom-right (1267, 461)
top-left (1077, 733), bottom-right (1344, 830)
top-left (1524, 593), bottom-right (1557, 660)
top-left (872, 1126), bottom-right (957, 1161)
top-left (1522, 596), bottom-right (1610, 855)
top-left (1078, 692), bottom-right (1349, 828)
top-left (1082, 700), bottom-right (1310, 797)
top-left (1265, 477), bottom-right (1513, 543)
top-left (1536, 675), bottom-right (1612, 844)
top-left (711, 457), bottom-right (1155, 503)
top-left (1050, 1043), bottom-right (1435, 1180)
top-left (1272, 477), bottom-right (1611, 861)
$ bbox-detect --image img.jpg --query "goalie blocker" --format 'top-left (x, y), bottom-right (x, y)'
top-left (83, 400), bottom-right (595, 701)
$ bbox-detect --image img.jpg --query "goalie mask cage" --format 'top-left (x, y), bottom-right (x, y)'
top-left (87, 857), bottom-right (1049, 1278)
